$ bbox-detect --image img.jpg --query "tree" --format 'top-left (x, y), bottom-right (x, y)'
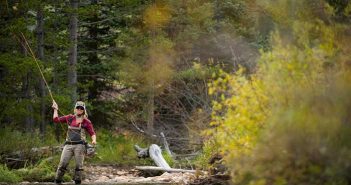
top-left (36, 3), bottom-right (46, 137)
top-left (68, 0), bottom-right (79, 102)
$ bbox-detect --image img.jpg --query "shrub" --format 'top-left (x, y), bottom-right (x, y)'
top-left (232, 73), bottom-right (351, 185)
top-left (206, 1), bottom-right (351, 184)
top-left (0, 164), bottom-right (22, 183)
top-left (194, 140), bottom-right (218, 170)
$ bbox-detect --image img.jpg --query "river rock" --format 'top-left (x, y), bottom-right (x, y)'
top-left (95, 175), bottom-right (109, 182)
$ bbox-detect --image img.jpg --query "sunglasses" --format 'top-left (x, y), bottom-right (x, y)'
top-left (76, 106), bottom-right (85, 110)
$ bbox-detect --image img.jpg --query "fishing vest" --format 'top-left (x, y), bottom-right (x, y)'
top-left (66, 116), bottom-right (87, 144)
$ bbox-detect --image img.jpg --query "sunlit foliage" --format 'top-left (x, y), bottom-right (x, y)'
top-left (206, 0), bottom-right (351, 184)
top-left (207, 68), bottom-right (268, 160)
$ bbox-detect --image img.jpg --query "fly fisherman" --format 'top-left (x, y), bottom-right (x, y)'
top-left (52, 100), bottom-right (97, 184)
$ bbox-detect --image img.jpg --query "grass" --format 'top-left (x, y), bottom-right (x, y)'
top-left (88, 129), bottom-right (153, 166)
top-left (14, 156), bottom-right (71, 182)
top-left (0, 164), bottom-right (22, 183)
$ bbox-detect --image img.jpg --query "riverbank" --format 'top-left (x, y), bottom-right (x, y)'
top-left (14, 164), bottom-right (201, 185)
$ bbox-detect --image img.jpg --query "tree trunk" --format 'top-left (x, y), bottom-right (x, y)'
top-left (87, 0), bottom-right (99, 101)
top-left (19, 34), bottom-right (34, 132)
top-left (52, 1), bottom-right (61, 142)
top-left (36, 5), bottom-right (46, 137)
top-left (147, 91), bottom-right (155, 135)
top-left (68, 0), bottom-right (78, 102)
top-left (214, 0), bottom-right (221, 31)
top-left (147, 23), bottom-right (157, 135)
top-left (23, 72), bottom-right (34, 132)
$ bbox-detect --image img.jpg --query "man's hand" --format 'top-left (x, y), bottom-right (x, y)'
top-left (92, 135), bottom-right (97, 145)
top-left (52, 100), bottom-right (58, 110)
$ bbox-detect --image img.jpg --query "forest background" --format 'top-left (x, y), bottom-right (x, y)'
top-left (0, 0), bottom-right (351, 184)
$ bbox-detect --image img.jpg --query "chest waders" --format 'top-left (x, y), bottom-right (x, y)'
top-left (65, 119), bottom-right (87, 145)
top-left (55, 117), bottom-right (87, 184)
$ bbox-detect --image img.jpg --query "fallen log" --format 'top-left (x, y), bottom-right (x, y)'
top-left (135, 166), bottom-right (197, 173)
top-left (4, 158), bottom-right (28, 169)
top-left (148, 144), bottom-right (171, 169)
top-left (3, 145), bottom-right (63, 168)
top-left (134, 144), bottom-right (171, 169)
top-left (160, 132), bottom-right (173, 158)
top-left (134, 144), bottom-right (205, 175)
top-left (134, 145), bottom-right (149, 158)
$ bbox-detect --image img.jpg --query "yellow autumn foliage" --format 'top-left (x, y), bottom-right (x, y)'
top-left (205, 1), bottom-right (351, 184)
top-left (207, 68), bottom-right (269, 160)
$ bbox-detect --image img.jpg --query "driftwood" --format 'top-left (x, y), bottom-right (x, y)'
top-left (134, 145), bottom-right (149, 158)
top-left (134, 144), bottom-right (170, 169)
top-left (3, 145), bottom-right (63, 168)
top-left (149, 144), bottom-right (171, 169)
top-left (8, 145), bottom-right (63, 157)
top-left (134, 144), bottom-right (203, 174)
top-left (160, 132), bottom-right (173, 158)
top-left (30, 145), bottom-right (63, 155)
top-left (135, 166), bottom-right (197, 173)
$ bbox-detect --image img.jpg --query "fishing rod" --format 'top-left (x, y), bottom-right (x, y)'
top-left (16, 32), bottom-right (75, 140)
top-left (20, 32), bottom-right (55, 101)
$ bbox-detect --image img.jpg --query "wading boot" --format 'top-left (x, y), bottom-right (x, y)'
top-left (54, 179), bottom-right (62, 185)
top-left (74, 168), bottom-right (83, 184)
